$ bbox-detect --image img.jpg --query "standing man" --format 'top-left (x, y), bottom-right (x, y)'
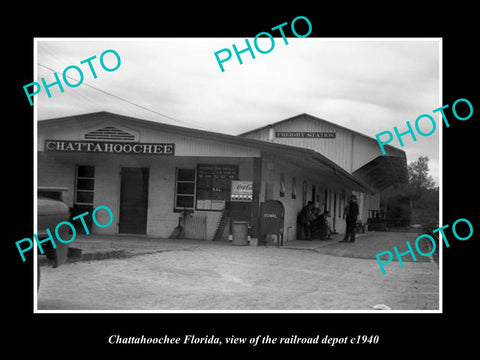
top-left (298, 201), bottom-right (314, 240)
top-left (340, 195), bottom-right (359, 243)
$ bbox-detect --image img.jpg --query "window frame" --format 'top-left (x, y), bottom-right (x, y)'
top-left (279, 172), bottom-right (285, 197)
top-left (291, 176), bottom-right (297, 199)
top-left (75, 165), bottom-right (95, 206)
top-left (174, 168), bottom-right (196, 211)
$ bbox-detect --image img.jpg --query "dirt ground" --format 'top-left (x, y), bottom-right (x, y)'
top-left (37, 232), bottom-right (439, 311)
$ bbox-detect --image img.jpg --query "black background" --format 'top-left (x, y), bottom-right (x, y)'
top-left (6, 4), bottom-right (478, 356)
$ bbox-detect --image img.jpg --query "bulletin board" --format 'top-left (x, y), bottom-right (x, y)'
top-left (196, 164), bottom-right (239, 210)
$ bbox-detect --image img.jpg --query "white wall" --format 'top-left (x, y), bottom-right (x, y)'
top-left (259, 154), bottom-right (363, 240)
top-left (37, 151), bottom-right (254, 239)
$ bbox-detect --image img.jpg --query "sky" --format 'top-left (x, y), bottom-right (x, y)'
top-left (35, 38), bottom-right (441, 185)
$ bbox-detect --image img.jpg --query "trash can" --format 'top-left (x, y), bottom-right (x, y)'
top-left (232, 221), bottom-right (249, 245)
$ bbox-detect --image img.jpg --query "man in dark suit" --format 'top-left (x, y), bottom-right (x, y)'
top-left (340, 195), bottom-right (359, 243)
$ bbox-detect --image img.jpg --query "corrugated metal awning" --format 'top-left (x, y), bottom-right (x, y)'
top-left (261, 147), bottom-right (375, 194)
top-left (352, 155), bottom-right (408, 191)
top-left (311, 153), bottom-right (375, 194)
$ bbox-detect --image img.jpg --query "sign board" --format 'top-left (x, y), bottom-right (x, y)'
top-left (275, 132), bottom-right (336, 139)
top-left (196, 164), bottom-right (238, 210)
top-left (230, 180), bottom-right (253, 201)
top-left (45, 140), bottom-right (175, 155)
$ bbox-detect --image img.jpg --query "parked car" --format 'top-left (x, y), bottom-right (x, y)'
top-left (37, 186), bottom-right (70, 290)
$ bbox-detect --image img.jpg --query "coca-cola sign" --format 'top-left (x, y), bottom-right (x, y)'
top-left (231, 180), bottom-right (253, 201)
top-left (236, 183), bottom-right (252, 191)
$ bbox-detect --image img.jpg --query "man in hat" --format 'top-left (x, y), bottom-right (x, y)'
top-left (340, 194), bottom-right (359, 243)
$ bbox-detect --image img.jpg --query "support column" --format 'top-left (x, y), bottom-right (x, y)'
top-left (251, 157), bottom-right (262, 237)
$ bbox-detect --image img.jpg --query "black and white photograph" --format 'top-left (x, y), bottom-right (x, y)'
top-left (7, 7), bottom-right (478, 356)
top-left (34, 37), bottom-right (441, 312)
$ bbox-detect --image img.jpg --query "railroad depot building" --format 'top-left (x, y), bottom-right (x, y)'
top-left (37, 112), bottom-right (407, 241)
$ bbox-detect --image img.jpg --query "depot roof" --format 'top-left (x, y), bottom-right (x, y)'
top-left (38, 111), bottom-right (375, 193)
top-left (239, 112), bottom-right (408, 190)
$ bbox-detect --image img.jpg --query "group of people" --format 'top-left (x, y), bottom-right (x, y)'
top-left (297, 195), bottom-right (359, 242)
top-left (297, 201), bottom-right (332, 240)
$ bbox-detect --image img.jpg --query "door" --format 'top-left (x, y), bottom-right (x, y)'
top-left (119, 167), bottom-right (149, 234)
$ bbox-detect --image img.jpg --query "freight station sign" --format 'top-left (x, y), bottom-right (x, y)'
top-left (44, 140), bottom-right (175, 155)
top-left (275, 131), bottom-right (336, 138)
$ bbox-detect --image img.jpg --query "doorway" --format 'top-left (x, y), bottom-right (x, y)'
top-left (119, 167), bottom-right (149, 234)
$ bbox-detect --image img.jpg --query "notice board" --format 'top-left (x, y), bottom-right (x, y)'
top-left (196, 164), bottom-right (239, 210)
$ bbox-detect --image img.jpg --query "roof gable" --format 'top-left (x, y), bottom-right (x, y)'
top-left (239, 112), bottom-right (405, 157)
top-left (38, 111), bottom-right (315, 157)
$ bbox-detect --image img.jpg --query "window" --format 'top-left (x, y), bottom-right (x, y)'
top-left (75, 165), bottom-right (95, 205)
top-left (280, 173), bottom-right (285, 197)
top-left (302, 181), bottom-right (307, 206)
top-left (324, 189), bottom-right (329, 212)
top-left (334, 192), bottom-right (338, 218)
top-left (291, 177), bottom-right (297, 199)
top-left (175, 168), bottom-right (196, 210)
